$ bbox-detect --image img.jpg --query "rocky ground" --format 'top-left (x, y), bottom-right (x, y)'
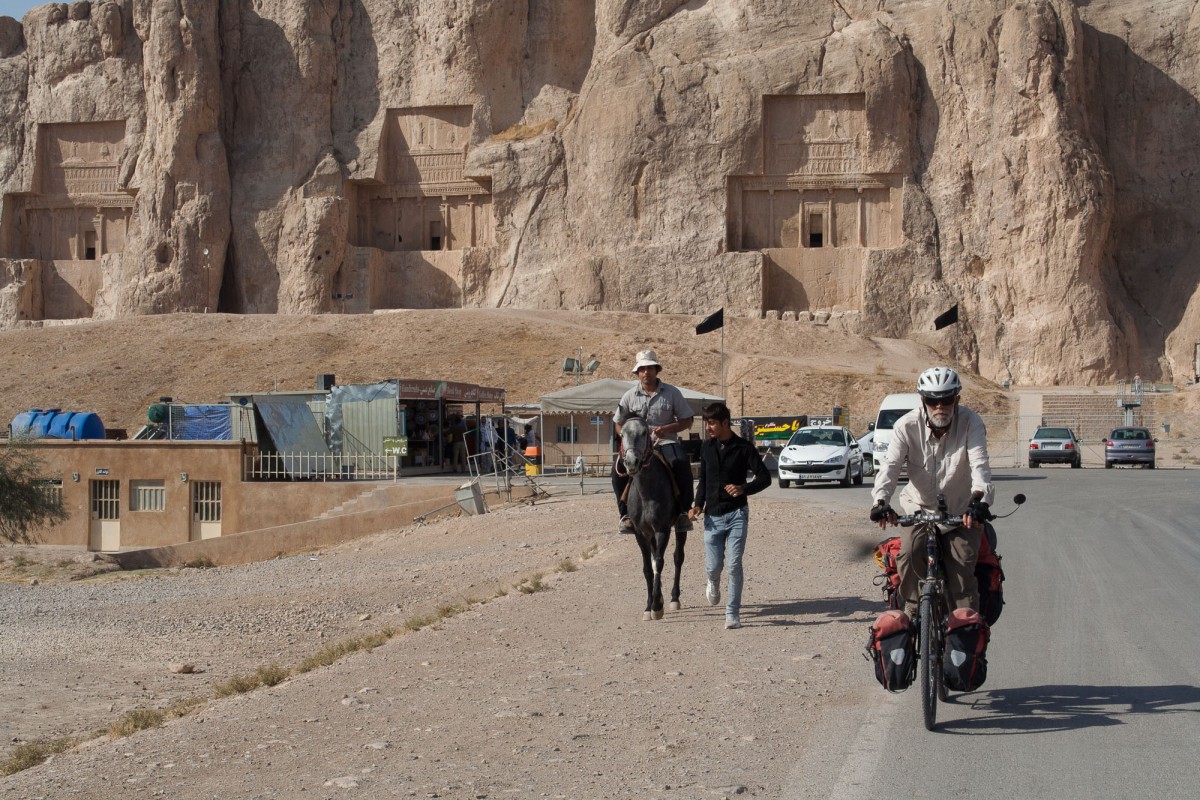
top-left (0, 483), bottom-right (883, 798)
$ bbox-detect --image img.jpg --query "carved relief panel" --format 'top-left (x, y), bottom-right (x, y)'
top-left (728, 95), bottom-right (903, 314)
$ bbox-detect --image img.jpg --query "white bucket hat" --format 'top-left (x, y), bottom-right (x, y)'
top-left (631, 349), bottom-right (662, 373)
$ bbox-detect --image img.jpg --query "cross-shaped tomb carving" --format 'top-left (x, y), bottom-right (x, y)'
top-left (727, 94), bottom-right (903, 313)
top-left (349, 107), bottom-right (493, 253)
top-left (1, 121), bottom-right (135, 262)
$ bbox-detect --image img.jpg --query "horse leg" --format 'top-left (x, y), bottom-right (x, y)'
top-left (636, 533), bottom-right (656, 621)
top-left (651, 529), bottom-right (668, 620)
top-left (668, 529), bottom-right (687, 611)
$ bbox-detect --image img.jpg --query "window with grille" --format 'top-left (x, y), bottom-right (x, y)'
top-left (131, 480), bottom-right (165, 512)
top-left (191, 481), bottom-right (222, 522)
top-left (38, 479), bottom-right (63, 508)
top-left (91, 480), bottom-right (120, 520)
top-left (555, 424), bottom-right (579, 444)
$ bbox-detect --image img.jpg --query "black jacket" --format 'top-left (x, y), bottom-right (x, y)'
top-left (693, 433), bottom-right (771, 516)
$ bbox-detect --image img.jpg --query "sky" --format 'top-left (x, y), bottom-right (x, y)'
top-left (0, 1), bottom-right (44, 21)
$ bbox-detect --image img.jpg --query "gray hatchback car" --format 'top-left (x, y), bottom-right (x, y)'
top-left (1104, 427), bottom-right (1156, 469)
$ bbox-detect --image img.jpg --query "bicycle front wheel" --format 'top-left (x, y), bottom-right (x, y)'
top-left (920, 595), bottom-right (938, 731)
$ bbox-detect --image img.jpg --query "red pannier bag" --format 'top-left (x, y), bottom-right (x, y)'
top-left (975, 524), bottom-right (1005, 626)
top-left (872, 536), bottom-right (903, 610)
top-left (866, 610), bottom-right (915, 692)
top-left (942, 607), bottom-right (990, 692)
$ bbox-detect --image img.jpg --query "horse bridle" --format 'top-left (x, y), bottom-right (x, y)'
top-left (619, 419), bottom-right (657, 474)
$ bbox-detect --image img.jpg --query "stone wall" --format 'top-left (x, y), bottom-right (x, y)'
top-left (0, 1), bottom-right (1197, 385)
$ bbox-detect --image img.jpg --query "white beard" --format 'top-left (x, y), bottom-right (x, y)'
top-left (929, 407), bottom-right (954, 428)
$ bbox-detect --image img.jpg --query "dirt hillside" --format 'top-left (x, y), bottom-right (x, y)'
top-left (0, 310), bottom-right (1008, 435)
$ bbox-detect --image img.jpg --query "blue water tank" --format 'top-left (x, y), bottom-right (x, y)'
top-left (10, 409), bottom-right (105, 440)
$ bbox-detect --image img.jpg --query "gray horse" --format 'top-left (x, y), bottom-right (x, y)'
top-left (618, 415), bottom-right (688, 620)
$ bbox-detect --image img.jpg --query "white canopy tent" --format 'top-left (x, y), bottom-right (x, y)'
top-left (538, 380), bottom-right (725, 473)
top-left (539, 379), bottom-right (725, 414)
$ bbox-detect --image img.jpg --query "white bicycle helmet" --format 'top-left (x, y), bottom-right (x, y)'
top-left (916, 366), bottom-right (962, 400)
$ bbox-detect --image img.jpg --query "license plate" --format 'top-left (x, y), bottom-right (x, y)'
top-left (799, 473), bottom-right (827, 480)
top-left (1044, 443), bottom-right (1062, 449)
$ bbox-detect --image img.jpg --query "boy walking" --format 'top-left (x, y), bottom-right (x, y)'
top-left (689, 402), bottom-right (771, 629)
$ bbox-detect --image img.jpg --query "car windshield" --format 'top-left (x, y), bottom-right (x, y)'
top-left (788, 429), bottom-right (846, 447)
top-left (876, 409), bottom-right (912, 430)
top-left (1112, 429), bottom-right (1149, 441)
top-left (1034, 428), bottom-right (1072, 439)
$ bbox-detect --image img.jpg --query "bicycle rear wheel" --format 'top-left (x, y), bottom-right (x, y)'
top-left (920, 594), bottom-right (938, 731)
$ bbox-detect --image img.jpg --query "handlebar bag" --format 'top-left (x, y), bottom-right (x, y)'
top-left (975, 528), bottom-right (1005, 626)
top-left (867, 610), bottom-right (916, 692)
top-left (943, 607), bottom-right (990, 692)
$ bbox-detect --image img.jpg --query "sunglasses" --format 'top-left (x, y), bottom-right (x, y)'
top-left (923, 396), bottom-right (957, 407)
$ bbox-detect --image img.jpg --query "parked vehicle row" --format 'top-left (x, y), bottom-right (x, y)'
top-left (1025, 425), bottom-right (1156, 469)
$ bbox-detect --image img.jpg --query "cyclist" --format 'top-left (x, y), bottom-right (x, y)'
top-left (869, 366), bottom-right (994, 616)
top-left (613, 349), bottom-right (695, 535)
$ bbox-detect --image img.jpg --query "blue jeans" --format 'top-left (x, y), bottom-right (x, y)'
top-left (704, 506), bottom-right (749, 620)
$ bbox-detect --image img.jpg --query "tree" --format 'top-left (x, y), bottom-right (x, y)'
top-left (0, 437), bottom-right (68, 544)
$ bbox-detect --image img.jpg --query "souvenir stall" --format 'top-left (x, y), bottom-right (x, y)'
top-left (395, 380), bottom-right (505, 474)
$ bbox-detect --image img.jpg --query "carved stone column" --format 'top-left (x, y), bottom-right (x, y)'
top-left (467, 196), bottom-right (476, 247)
top-left (439, 197), bottom-right (449, 250)
top-left (94, 210), bottom-right (104, 257)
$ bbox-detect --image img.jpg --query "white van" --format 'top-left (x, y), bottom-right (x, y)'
top-left (871, 393), bottom-right (921, 471)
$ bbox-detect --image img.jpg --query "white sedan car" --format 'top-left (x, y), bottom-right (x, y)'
top-left (777, 425), bottom-right (865, 488)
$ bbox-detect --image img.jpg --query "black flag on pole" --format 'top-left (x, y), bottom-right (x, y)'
top-left (933, 304), bottom-right (959, 331)
top-left (696, 308), bottom-right (724, 335)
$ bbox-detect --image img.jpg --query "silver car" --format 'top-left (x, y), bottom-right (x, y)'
top-left (1104, 427), bottom-right (1156, 469)
top-left (1028, 426), bottom-right (1082, 468)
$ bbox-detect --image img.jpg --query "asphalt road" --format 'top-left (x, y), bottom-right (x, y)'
top-left (780, 466), bottom-right (1200, 799)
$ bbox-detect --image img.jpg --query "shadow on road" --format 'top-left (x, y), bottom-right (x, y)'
top-left (750, 595), bottom-right (879, 626)
top-left (936, 683), bottom-right (1200, 734)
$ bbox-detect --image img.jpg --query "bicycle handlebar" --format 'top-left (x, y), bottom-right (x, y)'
top-left (896, 511), bottom-right (965, 527)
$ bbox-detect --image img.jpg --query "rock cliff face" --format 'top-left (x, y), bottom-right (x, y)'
top-left (0, 0), bottom-right (1195, 384)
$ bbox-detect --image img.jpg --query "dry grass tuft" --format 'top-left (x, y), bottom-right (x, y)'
top-left (1, 736), bottom-right (80, 776)
top-left (517, 572), bottom-right (549, 594)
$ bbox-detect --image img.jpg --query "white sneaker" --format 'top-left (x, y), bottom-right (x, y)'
top-left (706, 579), bottom-right (720, 606)
top-left (725, 617), bottom-right (742, 630)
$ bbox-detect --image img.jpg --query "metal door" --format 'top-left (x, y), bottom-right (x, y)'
top-left (190, 481), bottom-right (222, 540)
top-left (88, 479), bottom-right (121, 552)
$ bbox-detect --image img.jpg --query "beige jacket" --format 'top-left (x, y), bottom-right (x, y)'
top-left (871, 404), bottom-right (995, 514)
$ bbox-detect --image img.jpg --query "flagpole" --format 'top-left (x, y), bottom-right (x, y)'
top-left (720, 322), bottom-right (726, 402)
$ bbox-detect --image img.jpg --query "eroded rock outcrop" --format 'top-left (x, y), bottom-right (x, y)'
top-left (0, 0), bottom-right (1196, 384)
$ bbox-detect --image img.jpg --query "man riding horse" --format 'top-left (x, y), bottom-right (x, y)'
top-left (612, 349), bottom-right (695, 535)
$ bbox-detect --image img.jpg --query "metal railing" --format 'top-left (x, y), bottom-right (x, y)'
top-left (244, 451), bottom-right (398, 481)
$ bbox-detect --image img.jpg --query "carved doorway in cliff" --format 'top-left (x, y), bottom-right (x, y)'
top-left (727, 94), bottom-right (902, 315)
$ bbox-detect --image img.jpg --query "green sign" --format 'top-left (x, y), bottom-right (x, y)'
top-left (383, 436), bottom-right (409, 457)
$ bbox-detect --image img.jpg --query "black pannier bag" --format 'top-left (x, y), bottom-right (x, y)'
top-left (866, 610), bottom-right (915, 692)
top-left (943, 607), bottom-right (990, 692)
